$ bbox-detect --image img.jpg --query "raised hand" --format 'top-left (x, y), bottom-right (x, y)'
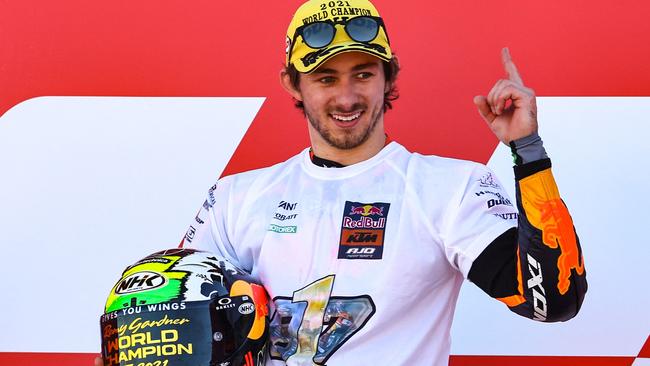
top-left (473, 48), bottom-right (538, 145)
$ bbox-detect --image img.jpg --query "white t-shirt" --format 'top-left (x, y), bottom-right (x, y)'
top-left (184, 142), bottom-right (517, 366)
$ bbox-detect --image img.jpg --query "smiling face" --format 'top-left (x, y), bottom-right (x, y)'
top-left (282, 52), bottom-right (389, 157)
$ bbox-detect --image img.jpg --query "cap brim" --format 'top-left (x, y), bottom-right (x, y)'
top-left (295, 41), bottom-right (392, 74)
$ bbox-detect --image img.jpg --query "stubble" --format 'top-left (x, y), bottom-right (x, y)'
top-left (305, 103), bottom-right (383, 150)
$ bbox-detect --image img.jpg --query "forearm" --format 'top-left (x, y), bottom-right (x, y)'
top-left (469, 135), bottom-right (587, 322)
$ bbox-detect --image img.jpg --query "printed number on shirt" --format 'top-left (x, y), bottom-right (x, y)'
top-left (269, 275), bottom-right (376, 365)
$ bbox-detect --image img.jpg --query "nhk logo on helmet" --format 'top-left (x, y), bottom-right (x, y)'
top-left (115, 271), bottom-right (167, 294)
top-left (338, 201), bottom-right (390, 260)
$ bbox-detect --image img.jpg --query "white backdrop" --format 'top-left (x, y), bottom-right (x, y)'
top-left (0, 96), bottom-right (648, 355)
top-left (455, 97), bottom-right (650, 356)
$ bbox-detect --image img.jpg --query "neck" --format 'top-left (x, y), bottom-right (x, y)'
top-left (308, 126), bottom-right (387, 166)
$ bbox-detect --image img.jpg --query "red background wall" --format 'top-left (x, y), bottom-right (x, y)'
top-left (1, 0), bottom-right (648, 364)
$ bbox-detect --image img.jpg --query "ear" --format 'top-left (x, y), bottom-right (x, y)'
top-left (280, 68), bottom-right (303, 102)
top-left (384, 55), bottom-right (400, 94)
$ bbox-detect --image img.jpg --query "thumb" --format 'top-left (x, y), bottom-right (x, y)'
top-left (473, 95), bottom-right (495, 123)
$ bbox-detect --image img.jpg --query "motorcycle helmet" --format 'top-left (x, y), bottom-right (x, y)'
top-left (100, 248), bottom-right (268, 365)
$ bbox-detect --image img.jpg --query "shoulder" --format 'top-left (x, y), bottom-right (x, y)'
top-left (414, 153), bottom-right (484, 174)
top-left (390, 142), bottom-right (488, 184)
top-left (216, 149), bottom-right (306, 194)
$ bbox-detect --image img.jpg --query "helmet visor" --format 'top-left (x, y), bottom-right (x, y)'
top-left (100, 296), bottom-right (256, 366)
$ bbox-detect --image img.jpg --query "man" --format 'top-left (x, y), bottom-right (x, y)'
top-left (101, 0), bottom-right (587, 365)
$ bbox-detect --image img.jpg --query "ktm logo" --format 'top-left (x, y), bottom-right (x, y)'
top-left (345, 232), bottom-right (378, 244)
top-left (115, 271), bottom-right (166, 294)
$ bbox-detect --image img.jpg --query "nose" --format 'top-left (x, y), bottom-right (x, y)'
top-left (333, 79), bottom-right (361, 112)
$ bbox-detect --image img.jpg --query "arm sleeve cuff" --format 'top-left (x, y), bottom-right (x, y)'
top-left (510, 132), bottom-right (548, 165)
top-left (514, 158), bottom-right (552, 180)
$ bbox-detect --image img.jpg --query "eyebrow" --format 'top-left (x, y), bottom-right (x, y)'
top-left (352, 62), bottom-right (380, 71)
top-left (312, 62), bottom-right (380, 75)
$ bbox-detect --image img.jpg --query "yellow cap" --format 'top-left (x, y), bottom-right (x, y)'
top-left (286, 0), bottom-right (392, 73)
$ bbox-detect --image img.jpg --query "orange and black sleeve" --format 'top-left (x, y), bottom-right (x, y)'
top-left (468, 158), bottom-right (587, 322)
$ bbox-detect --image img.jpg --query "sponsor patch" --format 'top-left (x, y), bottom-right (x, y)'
top-left (272, 200), bottom-right (299, 222)
top-left (238, 302), bottom-right (255, 315)
top-left (268, 224), bottom-right (297, 234)
top-left (114, 271), bottom-right (167, 294)
top-left (274, 212), bottom-right (298, 221)
top-left (338, 201), bottom-right (390, 260)
top-left (340, 229), bottom-right (384, 245)
top-left (278, 201), bottom-right (298, 211)
top-left (184, 225), bottom-right (196, 243)
top-left (478, 172), bottom-right (500, 189)
top-left (494, 212), bottom-right (518, 220)
top-left (487, 197), bottom-right (512, 208)
top-left (208, 183), bottom-right (218, 206)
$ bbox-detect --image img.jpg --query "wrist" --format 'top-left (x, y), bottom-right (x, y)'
top-left (509, 132), bottom-right (548, 165)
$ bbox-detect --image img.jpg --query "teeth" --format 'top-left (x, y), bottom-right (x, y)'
top-left (331, 112), bottom-right (361, 122)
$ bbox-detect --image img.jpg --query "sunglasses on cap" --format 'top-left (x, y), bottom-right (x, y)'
top-left (290, 16), bottom-right (388, 57)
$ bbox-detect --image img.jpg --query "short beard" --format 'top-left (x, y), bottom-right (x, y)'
top-left (305, 103), bottom-right (382, 150)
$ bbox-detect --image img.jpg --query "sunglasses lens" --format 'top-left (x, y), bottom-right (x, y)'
top-left (346, 17), bottom-right (379, 42)
top-left (302, 22), bottom-right (335, 48)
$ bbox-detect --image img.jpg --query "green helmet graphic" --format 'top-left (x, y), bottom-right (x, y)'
top-left (100, 248), bottom-right (269, 366)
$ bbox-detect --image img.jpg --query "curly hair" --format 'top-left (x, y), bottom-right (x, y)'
top-left (285, 56), bottom-right (400, 112)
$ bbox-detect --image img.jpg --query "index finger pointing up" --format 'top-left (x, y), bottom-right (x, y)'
top-left (502, 47), bottom-right (524, 85)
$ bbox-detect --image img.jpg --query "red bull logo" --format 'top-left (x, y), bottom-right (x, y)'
top-left (342, 216), bottom-right (386, 229)
top-left (339, 201), bottom-right (390, 260)
top-left (350, 205), bottom-right (383, 216)
top-left (535, 198), bottom-right (585, 295)
top-left (520, 169), bottom-right (585, 295)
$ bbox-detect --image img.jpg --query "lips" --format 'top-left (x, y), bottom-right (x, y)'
top-left (330, 110), bottom-right (363, 128)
